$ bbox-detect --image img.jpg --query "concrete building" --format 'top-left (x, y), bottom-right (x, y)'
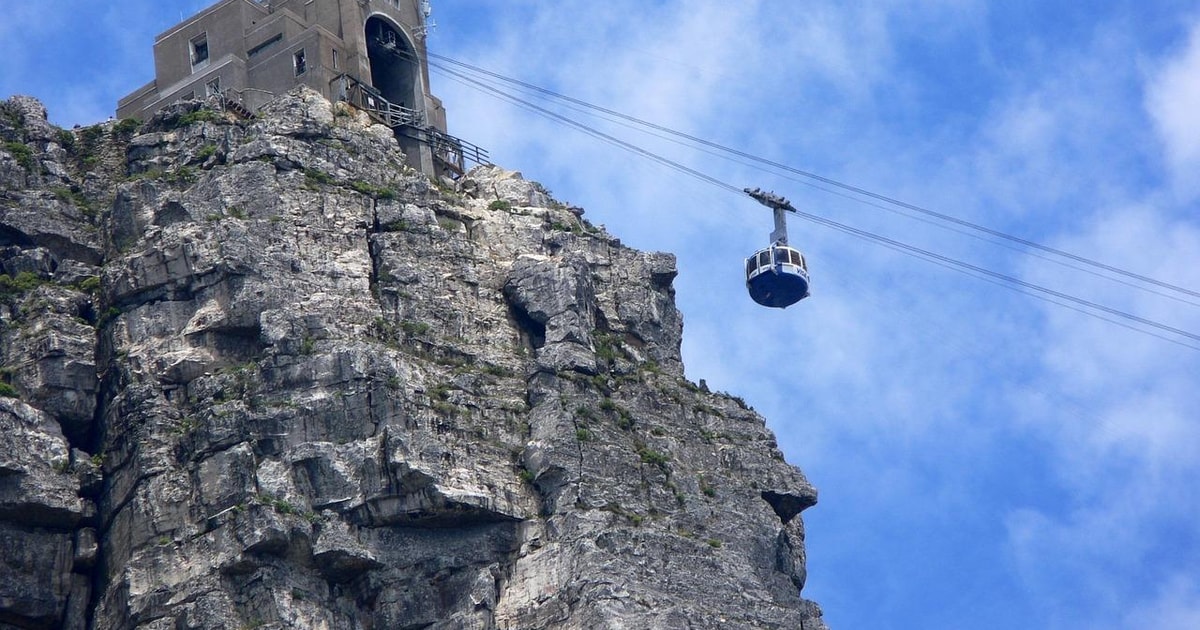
top-left (117, 0), bottom-right (479, 176)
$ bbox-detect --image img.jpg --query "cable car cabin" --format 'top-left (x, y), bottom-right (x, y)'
top-left (745, 245), bottom-right (810, 308)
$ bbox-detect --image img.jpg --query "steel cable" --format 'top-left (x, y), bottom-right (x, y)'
top-left (429, 57), bottom-right (1200, 350)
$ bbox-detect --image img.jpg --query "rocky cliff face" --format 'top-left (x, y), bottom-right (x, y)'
top-left (0, 89), bottom-right (825, 630)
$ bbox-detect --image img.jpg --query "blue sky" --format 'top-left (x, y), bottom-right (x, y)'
top-left (4, 1), bottom-right (1200, 628)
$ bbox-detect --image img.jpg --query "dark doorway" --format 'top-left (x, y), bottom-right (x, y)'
top-left (365, 17), bottom-right (421, 114)
top-left (365, 16), bottom-right (426, 169)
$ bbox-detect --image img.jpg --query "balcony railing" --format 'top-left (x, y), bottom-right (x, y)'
top-left (331, 74), bottom-right (491, 175)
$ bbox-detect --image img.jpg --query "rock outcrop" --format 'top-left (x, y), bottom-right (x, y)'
top-left (0, 90), bottom-right (826, 629)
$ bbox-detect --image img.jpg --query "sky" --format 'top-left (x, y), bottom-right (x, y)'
top-left (3, 1), bottom-right (1200, 628)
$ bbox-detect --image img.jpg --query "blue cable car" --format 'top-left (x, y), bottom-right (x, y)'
top-left (743, 187), bottom-right (810, 309)
top-left (746, 244), bottom-right (810, 308)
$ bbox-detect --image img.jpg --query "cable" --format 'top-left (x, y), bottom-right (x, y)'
top-left (430, 53), bottom-right (1200, 302)
top-left (815, 218), bottom-right (1200, 353)
top-left (786, 207), bottom-right (1200, 350)
top-left (772, 173), bottom-right (1200, 309)
top-left (434, 58), bottom-right (1200, 311)
top-left (430, 59), bottom-right (749, 167)
top-left (432, 58), bottom-right (1200, 310)
top-left (434, 64), bottom-right (740, 194)
top-left (430, 58), bottom-right (1200, 350)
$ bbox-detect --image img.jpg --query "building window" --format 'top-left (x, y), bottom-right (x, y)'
top-left (332, 48), bottom-right (339, 70)
top-left (293, 49), bottom-right (307, 76)
top-left (247, 33), bottom-right (282, 57)
top-left (206, 77), bottom-right (221, 96)
top-left (190, 33), bottom-right (210, 70)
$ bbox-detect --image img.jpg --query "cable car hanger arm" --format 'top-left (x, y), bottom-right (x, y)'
top-left (744, 187), bottom-right (796, 212)
top-left (745, 187), bottom-right (794, 246)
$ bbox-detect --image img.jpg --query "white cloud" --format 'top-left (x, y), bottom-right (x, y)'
top-left (1125, 575), bottom-right (1200, 630)
top-left (1006, 184), bottom-right (1200, 630)
top-left (1146, 19), bottom-right (1200, 201)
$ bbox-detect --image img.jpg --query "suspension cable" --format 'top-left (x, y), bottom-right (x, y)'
top-left (429, 57), bottom-right (1200, 350)
top-left (435, 56), bottom-right (1200, 310)
top-left (433, 64), bottom-right (741, 194)
top-left (429, 53), bottom-right (1200, 302)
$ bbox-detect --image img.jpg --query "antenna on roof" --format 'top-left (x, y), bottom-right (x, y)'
top-left (415, 0), bottom-right (436, 41)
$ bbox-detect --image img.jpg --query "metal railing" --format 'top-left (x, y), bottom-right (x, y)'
top-left (330, 73), bottom-right (491, 176)
top-left (333, 74), bottom-right (425, 128)
top-left (427, 128), bottom-right (491, 176)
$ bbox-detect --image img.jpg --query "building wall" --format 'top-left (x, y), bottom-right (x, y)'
top-left (116, 0), bottom-right (441, 133)
top-left (117, 0), bottom-right (267, 119)
top-left (152, 0), bottom-right (269, 94)
top-left (116, 0), bottom-right (447, 175)
top-left (244, 28), bottom-right (345, 107)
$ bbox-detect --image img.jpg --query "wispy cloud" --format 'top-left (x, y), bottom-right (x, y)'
top-left (1147, 19), bottom-right (1200, 202)
top-left (1125, 574), bottom-right (1200, 629)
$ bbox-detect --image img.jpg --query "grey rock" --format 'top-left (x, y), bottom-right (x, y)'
top-left (0, 399), bottom-right (85, 629)
top-left (0, 90), bottom-right (826, 630)
top-left (5, 96), bottom-right (59, 143)
top-left (0, 399), bottom-right (82, 528)
top-left (0, 522), bottom-right (77, 628)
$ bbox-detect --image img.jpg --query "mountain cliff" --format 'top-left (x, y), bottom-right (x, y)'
top-left (0, 89), bottom-right (826, 630)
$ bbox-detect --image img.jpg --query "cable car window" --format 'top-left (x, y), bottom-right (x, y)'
top-left (746, 258), bottom-right (756, 276)
top-left (790, 250), bottom-right (802, 266)
top-left (758, 251), bottom-right (770, 268)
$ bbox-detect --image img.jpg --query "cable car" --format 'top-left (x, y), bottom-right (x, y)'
top-left (744, 187), bottom-right (810, 309)
top-left (746, 244), bottom-right (809, 308)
